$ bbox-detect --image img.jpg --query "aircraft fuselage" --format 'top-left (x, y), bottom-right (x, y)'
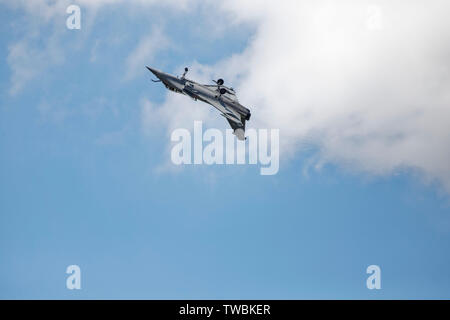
top-left (146, 67), bottom-right (251, 121)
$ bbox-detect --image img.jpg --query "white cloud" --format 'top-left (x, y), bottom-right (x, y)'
top-left (1, 0), bottom-right (189, 94)
top-left (2, 0), bottom-right (69, 95)
top-left (4, 0), bottom-right (450, 192)
top-left (7, 35), bottom-right (65, 95)
top-left (0, 0), bottom-right (70, 21)
top-left (124, 28), bottom-right (170, 81)
top-left (204, 0), bottom-right (450, 192)
top-left (141, 0), bottom-right (450, 192)
top-left (7, 41), bottom-right (40, 95)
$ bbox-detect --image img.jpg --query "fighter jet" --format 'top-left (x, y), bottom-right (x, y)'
top-left (146, 66), bottom-right (251, 140)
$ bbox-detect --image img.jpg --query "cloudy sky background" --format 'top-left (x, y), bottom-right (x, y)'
top-left (1, 0), bottom-right (450, 298)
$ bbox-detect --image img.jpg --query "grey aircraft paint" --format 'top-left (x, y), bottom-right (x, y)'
top-left (146, 66), bottom-right (251, 140)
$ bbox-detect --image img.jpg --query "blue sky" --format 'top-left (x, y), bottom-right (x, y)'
top-left (1, 1), bottom-right (450, 299)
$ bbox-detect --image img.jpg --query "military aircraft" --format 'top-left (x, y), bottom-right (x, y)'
top-left (146, 66), bottom-right (251, 140)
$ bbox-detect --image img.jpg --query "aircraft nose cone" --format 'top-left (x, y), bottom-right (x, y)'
top-left (146, 66), bottom-right (160, 77)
